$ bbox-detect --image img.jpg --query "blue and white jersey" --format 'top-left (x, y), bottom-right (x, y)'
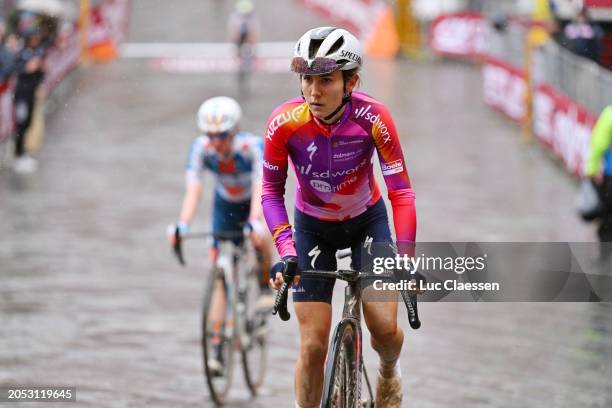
top-left (186, 131), bottom-right (263, 203)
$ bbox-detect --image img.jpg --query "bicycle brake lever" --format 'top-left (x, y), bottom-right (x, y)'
top-left (173, 228), bottom-right (186, 266)
top-left (272, 282), bottom-right (291, 321)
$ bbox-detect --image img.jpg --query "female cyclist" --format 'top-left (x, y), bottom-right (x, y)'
top-left (262, 27), bottom-right (417, 408)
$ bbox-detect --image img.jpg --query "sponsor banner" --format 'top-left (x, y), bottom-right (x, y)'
top-left (584, 0), bottom-right (612, 21)
top-left (429, 12), bottom-right (487, 58)
top-left (585, 0), bottom-right (612, 6)
top-left (149, 57), bottom-right (291, 74)
top-left (294, 0), bottom-right (399, 58)
top-left (533, 84), bottom-right (597, 177)
top-left (44, 27), bottom-right (81, 92)
top-left (482, 57), bottom-right (527, 124)
top-left (89, 0), bottom-right (131, 49)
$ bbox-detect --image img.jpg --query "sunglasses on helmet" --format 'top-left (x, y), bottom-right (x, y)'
top-left (290, 57), bottom-right (342, 75)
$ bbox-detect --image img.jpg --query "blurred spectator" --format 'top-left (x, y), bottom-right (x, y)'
top-left (562, 7), bottom-right (604, 63)
top-left (228, 0), bottom-right (259, 47)
top-left (0, 16), bottom-right (20, 81)
top-left (584, 105), bottom-right (612, 262)
top-left (12, 25), bottom-right (48, 173)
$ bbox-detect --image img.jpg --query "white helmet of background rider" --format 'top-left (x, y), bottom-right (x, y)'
top-left (291, 27), bottom-right (362, 76)
top-left (236, 0), bottom-right (254, 15)
top-left (197, 96), bottom-right (242, 134)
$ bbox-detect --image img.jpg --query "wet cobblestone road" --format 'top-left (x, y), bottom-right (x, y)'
top-left (1, 1), bottom-right (611, 407)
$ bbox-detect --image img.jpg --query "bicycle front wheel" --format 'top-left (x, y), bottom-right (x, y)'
top-left (321, 320), bottom-right (362, 408)
top-left (201, 267), bottom-right (234, 405)
top-left (240, 267), bottom-right (268, 394)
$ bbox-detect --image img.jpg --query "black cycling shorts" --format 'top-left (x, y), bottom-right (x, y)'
top-left (292, 198), bottom-right (395, 303)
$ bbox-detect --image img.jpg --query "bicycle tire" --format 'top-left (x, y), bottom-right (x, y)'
top-left (240, 266), bottom-right (268, 394)
top-left (321, 319), bottom-right (361, 408)
top-left (201, 266), bottom-right (235, 405)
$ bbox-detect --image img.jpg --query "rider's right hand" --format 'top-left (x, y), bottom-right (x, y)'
top-left (166, 222), bottom-right (189, 246)
top-left (269, 256), bottom-right (300, 289)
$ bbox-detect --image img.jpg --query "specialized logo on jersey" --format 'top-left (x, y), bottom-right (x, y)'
top-left (307, 141), bottom-right (318, 162)
top-left (354, 104), bottom-right (392, 144)
top-left (363, 235), bottom-right (373, 256)
top-left (308, 245), bottom-right (321, 269)
top-left (266, 104), bottom-right (307, 141)
top-left (381, 159), bottom-right (404, 176)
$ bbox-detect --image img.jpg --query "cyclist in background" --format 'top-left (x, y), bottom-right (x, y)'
top-left (227, 0), bottom-right (258, 74)
top-left (262, 27), bottom-right (417, 408)
top-left (167, 96), bottom-right (273, 372)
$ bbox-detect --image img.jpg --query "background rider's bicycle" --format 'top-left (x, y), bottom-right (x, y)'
top-left (173, 229), bottom-right (269, 405)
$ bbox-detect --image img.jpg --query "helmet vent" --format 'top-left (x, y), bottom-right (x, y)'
top-left (327, 36), bottom-right (345, 55)
top-left (309, 39), bottom-right (324, 59)
top-left (336, 59), bottom-right (349, 68)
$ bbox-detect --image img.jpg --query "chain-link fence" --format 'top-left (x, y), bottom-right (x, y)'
top-left (537, 39), bottom-right (612, 115)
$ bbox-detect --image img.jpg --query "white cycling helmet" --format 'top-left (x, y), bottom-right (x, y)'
top-left (197, 96), bottom-right (242, 134)
top-left (291, 27), bottom-right (362, 75)
top-left (236, 0), bottom-right (253, 14)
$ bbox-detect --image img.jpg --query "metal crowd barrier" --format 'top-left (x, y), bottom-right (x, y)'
top-left (486, 21), bottom-right (526, 69)
top-left (538, 40), bottom-right (612, 115)
top-left (487, 16), bottom-right (612, 116)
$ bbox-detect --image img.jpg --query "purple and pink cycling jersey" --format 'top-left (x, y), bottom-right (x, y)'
top-left (262, 91), bottom-right (417, 258)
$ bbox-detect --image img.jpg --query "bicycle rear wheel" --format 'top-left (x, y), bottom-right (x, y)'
top-left (240, 266), bottom-right (268, 394)
top-left (322, 320), bottom-right (361, 408)
top-left (201, 266), bottom-right (235, 405)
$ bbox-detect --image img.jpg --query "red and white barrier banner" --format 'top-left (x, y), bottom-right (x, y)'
top-left (89, 0), bottom-right (130, 49)
top-left (294, 0), bottom-right (399, 58)
top-left (482, 57), bottom-right (527, 124)
top-left (430, 12), bottom-right (487, 58)
top-left (0, 80), bottom-right (14, 143)
top-left (534, 84), bottom-right (597, 177)
top-left (585, 0), bottom-right (612, 6)
top-left (44, 26), bottom-right (81, 92)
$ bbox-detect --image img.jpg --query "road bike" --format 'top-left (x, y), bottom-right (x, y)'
top-left (173, 229), bottom-right (269, 405)
top-left (273, 249), bottom-right (422, 407)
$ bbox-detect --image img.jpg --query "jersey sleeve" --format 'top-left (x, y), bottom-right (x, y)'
top-left (185, 136), bottom-right (206, 185)
top-left (262, 108), bottom-right (297, 258)
top-left (372, 104), bottom-right (417, 249)
top-left (585, 106), bottom-right (612, 177)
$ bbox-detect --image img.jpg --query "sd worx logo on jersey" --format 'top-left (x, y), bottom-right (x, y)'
top-left (354, 105), bottom-right (392, 143)
top-left (300, 158), bottom-right (368, 193)
top-left (266, 105), bottom-right (307, 141)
